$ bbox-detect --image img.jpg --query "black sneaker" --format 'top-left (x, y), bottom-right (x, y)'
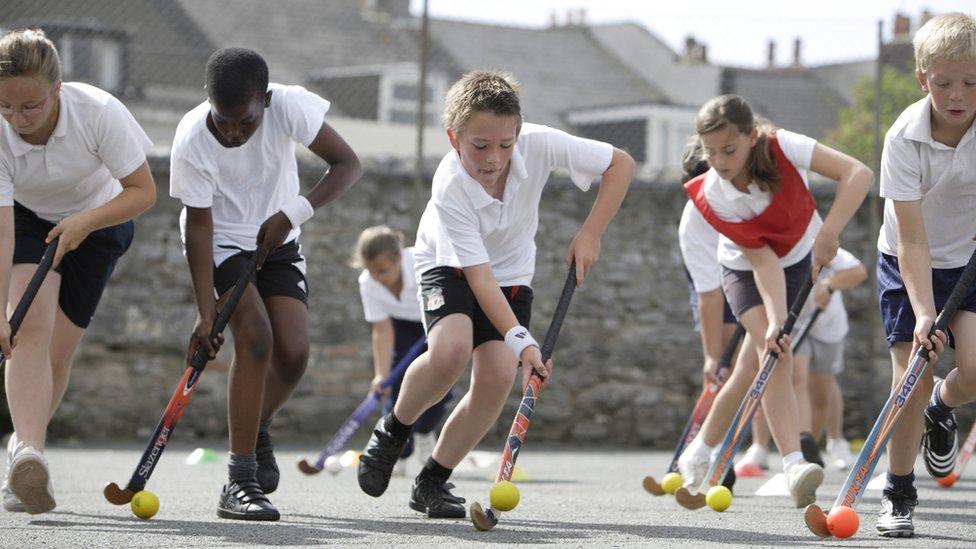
top-left (217, 480), bottom-right (280, 521)
top-left (876, 490), bottom-right (916, 538)
top-left (408, 477), bottom-right (466, 518)
top-left (721, 463), bottom-right (737, 493)
top-left (255, 430), bottom-right (279, 494)
top-left (923, 386), bottom-right (958, 479)
top-left (800, 432), bottom-right (825, 468)
top-left (358, 416), bottom-right (408, 497)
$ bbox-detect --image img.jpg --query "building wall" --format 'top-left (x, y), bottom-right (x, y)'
top-left (43, 170), bottom-right (966, 450)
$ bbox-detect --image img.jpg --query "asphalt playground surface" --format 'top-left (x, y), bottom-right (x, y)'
top-left (0, 445), bottom-right (973, 548)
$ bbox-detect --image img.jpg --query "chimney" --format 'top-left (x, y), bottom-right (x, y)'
top-left (685, 36), bottom-right (697, 62)
top-left (578, 8), bottom-right (587, 26)
top-left (767, 40), bottom-right (776, 69)
top-left (549, 10), bottom-right (559, 28)
top-left (792, 37), bottom-right (802, 68)
top-left (893, 13), bottom-right (911, 39)
top-left (699, 44), bottom-right (708, 63)
top-left (920, 9), bottom-right (934, 26)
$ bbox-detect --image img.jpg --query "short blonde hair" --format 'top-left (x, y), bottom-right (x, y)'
top-left (913, 12), bottom-right (976, 73)
top-left (0, 28), bottom-right (61, 82)
top-left (442, 69), bottom-right (522, 134)
top-left (350, 225), bottom-right (403, 268)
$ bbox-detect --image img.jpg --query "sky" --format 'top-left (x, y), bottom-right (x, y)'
top-left (410, 1), bottom-right (973, 68)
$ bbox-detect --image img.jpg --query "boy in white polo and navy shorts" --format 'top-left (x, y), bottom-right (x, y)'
top-left (170, 47), bottom-right (361, 521)
top-left (873, 13), bottom-right (976, 538)
top-left (0, 29), bottom-right (156, 515)
top-left (352, 226), bottom-right (454, 474)
top-left (357, 70), bottom-right (634, 519)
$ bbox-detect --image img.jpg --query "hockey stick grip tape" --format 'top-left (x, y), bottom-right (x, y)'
top-left (539, 261), bottom-right (577, 363)
top-left (8, 237), bottom-right (57, 335)
top-left (188, 253), bottom-right (259, 369)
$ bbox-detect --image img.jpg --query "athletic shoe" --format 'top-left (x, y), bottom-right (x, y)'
top-left (785, 462), bottom-right (823, 508)
top-left (826, 438), bottom-right (855, 470)
top-left (8, 443), bottom-right (56, 514)
top-left (255, 429), bottom-right (279, 494)
top-left (358, 415), bottom-right (408, 497)
top-left (677, 450), bottom-right (710, 489)
top-left (800, 432), bottom-right (825, 468)
top-left (408, 477), bottom-right (466, 518)
top-left (922, 382), bottom-right (957, 479)
top-left (721, 463), bottom-right (737, 493)
top-left (217, 480), bottom-right (280, 521)
top-left (412, 431), bottom-right (437, 468)
top-left (2, 433), bottom-right (24, 513)
top-left (875, 491), bottom-right (916, 538)
top-left (741, 443), bottom-right (769, 469)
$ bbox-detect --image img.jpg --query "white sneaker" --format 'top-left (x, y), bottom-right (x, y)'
top-left (827, 438), bottom-right (855, 470)
top-left (785, 462), bottom-right (824, 508)
top-left (2, 433), bottom-right (24, 513)
top-left (8, 443), bottom-right (56, 514)
top-left (412, 431), bottom-right (437, 468)
top-left (737, 443), bottom-right (769, 470)
top-left (677, 449), bottom-right (710, 490)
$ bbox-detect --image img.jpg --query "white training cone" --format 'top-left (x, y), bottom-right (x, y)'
top-left (754, 472), bottom-right (791, 496)
top-left (866, 470), bottom-right (887, 491)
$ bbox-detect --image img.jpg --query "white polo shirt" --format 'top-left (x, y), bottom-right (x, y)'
top-left (798, 247), bottom-right (862, 343)
top-left (702, 129), bottom-right (821, 271)
top-left (412, 123), bottom-right (613, 287)
top-left (877, 96), bottom-right (976, 268)
top-left (678, 200), bottom-right (721, 293)
top-left (169, 83), bottom-right (330, 266)
top-left (359, 247), bottom-right (422, 323)
top-left (0, 82), bottom-right (152, 223)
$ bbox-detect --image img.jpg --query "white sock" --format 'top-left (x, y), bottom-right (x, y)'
top-left (685, 436), bottom-right (715, 462)
top-left (782, 451), bottom-right (805, 471)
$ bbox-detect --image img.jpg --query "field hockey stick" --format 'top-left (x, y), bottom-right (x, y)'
top-left (791, 306), bottom-right (824, 352)
top-left (939, 419), bottom-right (976, 488)
top-left (470, 262), bottom-right (576, 532)
top-left (297, 335), bottom-right (427, 474)
top-left (103, 253), bottom-right (257, 505)
top-left (676, 271), bottom-right (818, 510)
top-left (0, 238), bottom-right (58, 367)
top-left (643, 323), bottom-right (745, 495)
top-left (804, 247), bottom-right (976, 538)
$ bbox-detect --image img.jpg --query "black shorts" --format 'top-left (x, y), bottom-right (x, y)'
top-left (213, 241), bottom-right (308, 305)
top-left (721, 253), bottom-right (812, 320)
top-left (419, 267), bottom-right (533, 349)
top-left (12, 202), bottom-right (133, 329)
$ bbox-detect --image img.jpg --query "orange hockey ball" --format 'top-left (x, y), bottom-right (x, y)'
top-left (937, 472), bottom-right (957, 488)
top-left (826, 505), bottom-right (859, 538)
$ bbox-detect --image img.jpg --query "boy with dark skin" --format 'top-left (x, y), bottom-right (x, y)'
top-left (171, 47), bottom-right (361, 520)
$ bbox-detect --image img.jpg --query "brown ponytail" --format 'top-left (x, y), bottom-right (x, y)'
top-left (696, 94), bottom-right (781, 193)
top-left (0, 28), bottom-right (61, 83)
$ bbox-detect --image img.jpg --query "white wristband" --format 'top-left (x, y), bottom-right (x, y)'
top-left (279, 195), bottom-right (314, 228)
top-left (504, 325), bottom-right (538, 360)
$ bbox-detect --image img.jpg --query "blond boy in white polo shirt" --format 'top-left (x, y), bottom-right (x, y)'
top-left (358, 70), bottom-right (634, 518)
top-left (873, 12), bottom-right (976, 538)
top-left (0, 29), bottom-right (156, 515)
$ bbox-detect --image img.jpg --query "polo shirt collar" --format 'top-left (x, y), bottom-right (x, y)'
top-left (903, 96), bottom-right (934, 145)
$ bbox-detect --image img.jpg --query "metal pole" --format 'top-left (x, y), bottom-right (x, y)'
top-left (414, 0), bottom-right (430, 216)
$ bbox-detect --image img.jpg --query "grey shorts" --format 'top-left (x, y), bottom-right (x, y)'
top-left (721, 253), bottom-right (812, 320)
top-left (796, 337), bottom-right (845, 375)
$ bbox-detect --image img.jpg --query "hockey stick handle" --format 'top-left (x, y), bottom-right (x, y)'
top-left (791, 307), bottom-right (823, 352)
top-left (919, 247), bottom-right (976, 356)
top-left (767, 270), bottom-right (820, 359)
top-left (8, 238), bottom-right (57, 336)
top-left (378, 336), bottom-right (427, 391)
top-left (187, 253), bottom-right (259, 370)
top-left (716, 323), bottom-right (746, 374)
top-left (539, 260), bottom-right (577, 363)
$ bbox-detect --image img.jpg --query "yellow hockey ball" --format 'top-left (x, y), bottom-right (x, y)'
top-left (131, 490), bottom-right (159, 520)
top-left (705, 485), bottom-right (732, 512)
top-left (489, 480), bottom-right (520, 512)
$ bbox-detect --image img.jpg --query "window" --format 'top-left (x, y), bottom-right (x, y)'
top-left (57, 30), bottom-right (124, 93)
top-left (383, 74), bottom-right (441, 126)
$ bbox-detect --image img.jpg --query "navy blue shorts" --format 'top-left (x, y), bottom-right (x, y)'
top-left (684, 267), bottom-right (736, 330)
top-left (12, 202), bottom-right (133, 329)
top-left (213, 241), bottom-right (307, 305)
top-left (383, 318), bottom-right (454, 456)
top-left (877, 252), bottom-right (976, 346)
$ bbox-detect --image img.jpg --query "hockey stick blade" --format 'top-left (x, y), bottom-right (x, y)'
top-left (103, 482), bottom-right (134, 505)
top-left (804, 504), bottom-right (831, 538)
top-left (470, 502), bottom-right (499, 531)
top-left (642, 476), bottom-right (666, 496)
top-left (297, 458), bottom-right (322, 475)
top-left (673, 486), bottom-right (707, 510)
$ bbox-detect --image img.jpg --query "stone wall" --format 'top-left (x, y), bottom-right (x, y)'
top-left (23, 166), bottom-right (974, 449)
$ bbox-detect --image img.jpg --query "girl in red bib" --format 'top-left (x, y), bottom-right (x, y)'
top-left (677, 94), bottom-right (872, 508)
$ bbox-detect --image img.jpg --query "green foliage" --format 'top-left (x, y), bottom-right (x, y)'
top-left (825, 66), bottom-right (925, 166)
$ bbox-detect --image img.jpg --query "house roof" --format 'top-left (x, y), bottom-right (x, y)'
top-left (720, 67), bottom-right (850, 140)
top-left (0, 0), bottom-right (214, 91)
top-left (428, 19), bottom-right (668, 128)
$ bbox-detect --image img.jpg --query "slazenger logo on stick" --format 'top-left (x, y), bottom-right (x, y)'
top-left (139, 427), bottom-right (171, 478)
